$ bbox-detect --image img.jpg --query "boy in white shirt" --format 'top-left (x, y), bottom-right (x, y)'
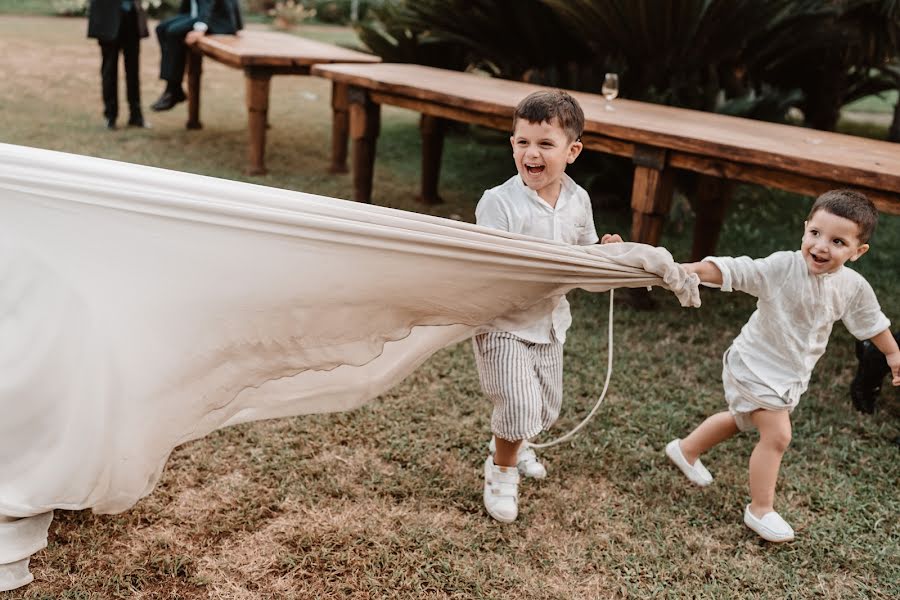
top-left (668, 189), bottom-right (900, 542)
top-left (474, 90), bottom-right (621, 523)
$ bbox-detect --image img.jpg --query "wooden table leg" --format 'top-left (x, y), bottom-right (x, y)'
top-left (245, 69), bottom-right (272, 176)
top-left (690, 175), bottom-right (733, 261)
top-left (417, 114), bottom-right (446, 205)
top-left (627, 145), bottom-right (674, 309)
top-left (185, 50), bottom-right (202, 130)
top-left (329, 82), bottom-right (350, 174)
top-left (349, 87), bottom-right (381, 203)
top-left (630, 146), bottom-right (674, 246)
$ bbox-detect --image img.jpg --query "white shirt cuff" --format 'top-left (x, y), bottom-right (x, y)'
top-left (192, 22), bottom-right (209, 33)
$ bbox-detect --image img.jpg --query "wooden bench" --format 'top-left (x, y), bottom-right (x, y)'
top-left (311, 63), bottom-right (900, 259)
top-left (186, 31), bottom-right (380, 175)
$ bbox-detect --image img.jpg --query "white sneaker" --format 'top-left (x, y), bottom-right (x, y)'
top-left (488, 438), bottom-right (548, 479)
top-left (665, 439), bottom-right (713, 486)
top-left (743, 505), bottom-right (795, 542)
top-left (483, 456), bottom-right (519, 523)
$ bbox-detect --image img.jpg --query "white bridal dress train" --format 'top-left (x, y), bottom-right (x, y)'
top-left (0, 143), bottom-right (699, 590)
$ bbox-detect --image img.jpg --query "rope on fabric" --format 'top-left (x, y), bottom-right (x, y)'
top-left (529, 289), bottom-right (614, 450)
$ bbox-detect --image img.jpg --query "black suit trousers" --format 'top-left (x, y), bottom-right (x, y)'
top-left (156, 14), bottom-right (196, 87)
top-left (99, 7), bottom-right (142, 121)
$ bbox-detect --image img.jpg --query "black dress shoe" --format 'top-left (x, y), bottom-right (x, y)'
top-left (850, 338), bottom-right (892, 414)
top-left (150, 89), bottom-right (187, 112)
top-left (127, 116), bottom-right (151, 129)
top-left (106, 117), bottom-right (117, 130)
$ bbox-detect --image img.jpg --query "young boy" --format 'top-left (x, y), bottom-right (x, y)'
top-left (474, 90), bottom-right (621, 523)
top-left (668, 189), bottom-right (900, 542)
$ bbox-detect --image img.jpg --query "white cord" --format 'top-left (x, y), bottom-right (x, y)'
top-left (529, 289), bottom-right (614, 450)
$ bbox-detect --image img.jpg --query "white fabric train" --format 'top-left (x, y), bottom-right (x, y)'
top-left (0, 143), bottom-right (698, 586)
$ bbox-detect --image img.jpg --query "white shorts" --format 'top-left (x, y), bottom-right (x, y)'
top-left (473, 331), bottom-right (563, 441)
top-left (722, 348), bottom-right (797, 432)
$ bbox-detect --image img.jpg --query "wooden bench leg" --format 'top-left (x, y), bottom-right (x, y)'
top-left (186, 50), bottom-right (202, 130)
top-left (329, 82), bottom-right (350, 174)
top-left (627, 146), bottom-right (674, 309)
top-left (630, 147), bottom-right (674, 246)
top-left (417, 114), bottom-right (446, 205)
top-left (690, 175), bottom-right (733, 261)
top-left (245, 69), bottom-right (272, 176)
top-left (349, 87), bottom-right (381, 203)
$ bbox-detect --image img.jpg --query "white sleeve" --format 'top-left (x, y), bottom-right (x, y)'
top-left (703, 251), bottom-right (793, 299)
top-left (577, 187), bottom-right (599, 246)
top-left (842, 276), bottom-right (891, 340)
top-left (475, 190), bottom-right (509, 232)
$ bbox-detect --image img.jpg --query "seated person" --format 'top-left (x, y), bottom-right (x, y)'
top-left (151, 0), bottom-right (243, 111)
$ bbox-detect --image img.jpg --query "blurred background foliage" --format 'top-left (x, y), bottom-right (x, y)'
top-left (355, 0), bottom-right (899, 139)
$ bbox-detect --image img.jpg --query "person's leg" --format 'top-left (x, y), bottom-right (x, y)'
top-left (679, 411), bottom-right (740, 464)
top-left (667, 411), bottom-right (738, 486)
top-left (747, 409), bottom-right (791, 518)
top-left (493, 436), bottom-right (523, 467)
top-left (505, 338), bottom-right (563, 478)
top-left (155, 15), bottom-right (193, 94)
top-left (474, 333), bottom-right (542, 522)
top-left (535, 340), bottom-right (563, 431)
top-left (120, 8), bottom-right (144, 125)
top-left (98, 40), bottom-right (119, 127)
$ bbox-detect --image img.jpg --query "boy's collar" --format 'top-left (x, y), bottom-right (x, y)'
top-left (516, 173), bottom-right (574, 208)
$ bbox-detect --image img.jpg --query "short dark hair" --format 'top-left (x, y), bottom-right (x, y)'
top-left (512, 90), bottom-right (585, 142)
top-left (807, 189), bottom-right (878, 243)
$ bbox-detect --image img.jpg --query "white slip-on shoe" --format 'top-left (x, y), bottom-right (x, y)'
top-left (744, 505), bottom-right (795, 542)
top-left (488, 438), bottom-right (548, 479)
top-left (483, 455), bottom-right (519, 523)
top-left (665, 439), bottom-right (713, 486)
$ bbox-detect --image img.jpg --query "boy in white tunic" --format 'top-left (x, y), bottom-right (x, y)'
top-left (474, 90), bottom-right (621, 523)
top-left (667, 189), bottom-right (900, 542)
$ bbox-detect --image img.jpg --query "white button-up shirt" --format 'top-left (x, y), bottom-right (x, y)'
top-left (706, 250), bottom-right (890, 399)
top-left (475, 174), bottom-right (599, 343)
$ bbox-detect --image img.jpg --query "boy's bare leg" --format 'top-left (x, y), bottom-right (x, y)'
top-left (747, 409), bottom-right (792, 518)
top-left (493, 437), bottom-right (523, 467)
top-left (679, 411), bottom-right (740, 464)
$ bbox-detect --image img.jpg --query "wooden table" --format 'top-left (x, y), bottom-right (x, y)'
top-left (186, 31), bottom-right (380, 175)
top-left (311, 63), bottom-right (900, 258)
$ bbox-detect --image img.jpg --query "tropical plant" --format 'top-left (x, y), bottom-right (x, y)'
top-left (354, 1), bottom-right (467, 71)
top-left (741, 0), bottom-right (900, 130)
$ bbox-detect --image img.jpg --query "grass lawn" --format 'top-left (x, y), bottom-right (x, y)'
top-left (0, 0), bottom-right (57, 16)
top-left (1, 14), bottom-right (899, 600)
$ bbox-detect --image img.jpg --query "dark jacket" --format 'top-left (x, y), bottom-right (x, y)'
top-left (179, 0), bottom-right (244, 34)
top-left (87, 0), bottom-right (149, 41)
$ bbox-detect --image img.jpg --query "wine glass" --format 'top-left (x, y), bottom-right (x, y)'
top-left (601, 73), bottom-right (619, 111)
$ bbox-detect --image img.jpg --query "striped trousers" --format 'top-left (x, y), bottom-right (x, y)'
top-left (473, 331), bottom-right (564, 441)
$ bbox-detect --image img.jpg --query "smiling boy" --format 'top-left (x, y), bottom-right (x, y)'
top-left (667, 189), bottom-right (900, 542)
top-left (473, 90), bottom-right (621, 523)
